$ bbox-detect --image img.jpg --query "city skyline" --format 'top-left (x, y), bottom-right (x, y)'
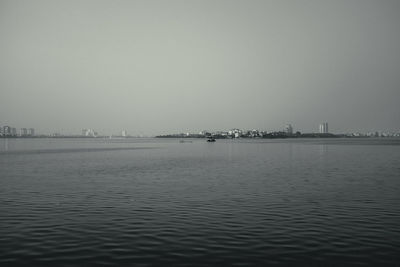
top-left (1, 1), bottom-right (400, 136)
top-left (2, 121), bottom-right (400, 138)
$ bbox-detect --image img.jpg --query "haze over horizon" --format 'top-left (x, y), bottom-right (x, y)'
top-left (1, 0), bottom-right (399, 136)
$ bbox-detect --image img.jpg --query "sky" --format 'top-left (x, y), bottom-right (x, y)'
top-left (1, 0), bottom-right (399, 135)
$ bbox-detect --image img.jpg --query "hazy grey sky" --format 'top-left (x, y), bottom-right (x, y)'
top-left (1, 0), bottom-right (399, 135)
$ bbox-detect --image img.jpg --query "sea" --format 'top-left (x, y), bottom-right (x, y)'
top-left (0, 137), bottom-right (399, 266)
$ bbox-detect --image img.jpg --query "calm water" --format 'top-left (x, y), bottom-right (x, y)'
top-left (1, 138), bottom-right (400, 266)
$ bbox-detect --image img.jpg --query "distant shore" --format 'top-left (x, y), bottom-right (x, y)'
top-left (0, 135), bottom-right (146, 139)
top-left (155, 133), bottom-right (396, 139)
top-left (1, 134), bottom-right (398, 139)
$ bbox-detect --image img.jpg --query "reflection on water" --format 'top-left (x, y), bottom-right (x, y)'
top-left (0, 138), bottom-right (400, 266)
top-left (2, 138), bottom-right (8, 151)
top-left (318, 143), bottom-right (327, 156)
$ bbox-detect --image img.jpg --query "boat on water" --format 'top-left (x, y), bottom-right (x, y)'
top-left (205, 133), bottom-right (216, 142)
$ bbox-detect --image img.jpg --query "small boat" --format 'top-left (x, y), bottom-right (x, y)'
top-left (207, 137), bottom-right (216, 142)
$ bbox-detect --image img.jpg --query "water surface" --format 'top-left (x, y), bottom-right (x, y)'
top-left (1, 138), bottom-right (399, 266)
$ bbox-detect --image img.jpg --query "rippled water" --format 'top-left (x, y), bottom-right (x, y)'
top-left (1, 138), bottom-right (400, 266)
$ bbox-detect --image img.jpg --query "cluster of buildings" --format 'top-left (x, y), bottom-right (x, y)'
top-left (162, 122), bottom-right (400, 139)
top-left (163, 125), bottom-right (298, 139)
top-left (345, 131), bottom-right (400, 138)
top-left (198, 127), bottom-right (299, 139)
top-left (158, 123), bottom-right (333, 139)
top-left (81, 129), bottom-right (129, 138)
top-left (199, 124), bottom-right (300, 138)
top-left (81, 129), bottom-right (98, 137)
top-left (0, 125), bottom-right (35, 137)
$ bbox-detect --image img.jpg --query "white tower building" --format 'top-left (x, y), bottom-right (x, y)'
top-left (319, 123), bottom-right (328, 134)
top-left (285, 124), bottom-right (293, 135)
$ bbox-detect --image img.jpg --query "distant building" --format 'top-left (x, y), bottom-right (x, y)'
top-left (28, 128), bottom-right (35, 136)
top-left (285, 124), bottom-right (293, 135)
top-left (319, 123), bottom-right (328, 134)
top-left (228, 129), bottom-right (242, 138)
top-left (3, 126), bottom-right (11, 136)
top-left (249, 129), bottom-right (260, 137)
top-left (199, 130), bottom-right (209, 136)
top-left (11, 128), bottom-right (17, 136)
top-left (82, 128), bottom-right (97, 137)
top-left (121, 130), bottom-right (127, 137)
top-left (20, 128), bottom-right (28, 136)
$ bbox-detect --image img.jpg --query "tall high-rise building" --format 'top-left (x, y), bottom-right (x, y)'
top-left (20, 128), bottom-right (28, 136)
top-left (28, 128), bottom-right (35, 136)
top-left (3, 126), bottom-right (11, 136)
top-left (319, 123), bottom-right (328, 134)
top-left (285, 124), bottom-right (293, 135)
top-left (82, 128), bottom-right (97, 137)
